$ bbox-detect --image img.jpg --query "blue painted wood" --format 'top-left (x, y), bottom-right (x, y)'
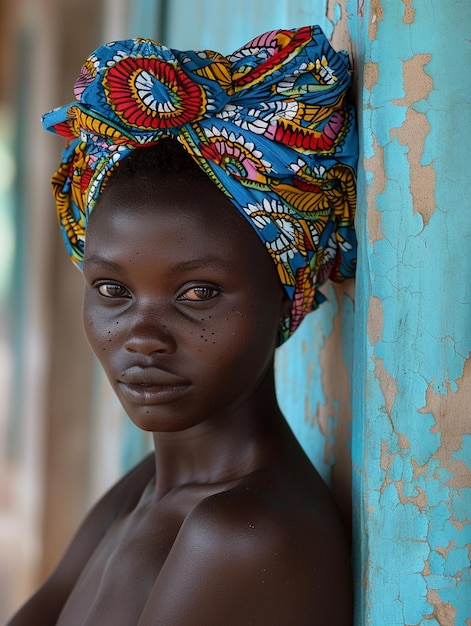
top-left (350, 0), bottom-right (471, 623)
top-left (161, 0), bottom-right (334, 52)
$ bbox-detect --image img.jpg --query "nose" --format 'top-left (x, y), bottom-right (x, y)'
top-left (123, 307), bottom-right (177, 356)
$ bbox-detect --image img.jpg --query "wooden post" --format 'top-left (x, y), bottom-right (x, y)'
top-left (351, 1), bottom-right (471, 623)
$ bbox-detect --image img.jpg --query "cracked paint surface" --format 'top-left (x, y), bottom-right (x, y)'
top-left (352, 0), bottom-right (471, 624)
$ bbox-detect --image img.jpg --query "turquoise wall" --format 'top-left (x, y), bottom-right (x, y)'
top-left (352, 1), bottom-right (471, 624)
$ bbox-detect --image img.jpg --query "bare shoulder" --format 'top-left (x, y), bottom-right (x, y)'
top-left (139, 470), bottom-right (352, 626)
top-left (6, 454), bottom-right (155, 626)
top-left (49, 452), bottom-right (156, 580)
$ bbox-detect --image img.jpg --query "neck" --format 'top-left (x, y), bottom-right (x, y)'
top-left (150, 370), bottom-right (289, 496)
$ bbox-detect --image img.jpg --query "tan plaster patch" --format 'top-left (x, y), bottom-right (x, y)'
top-left (393, 55), bottom-right (433, 106)
top-left (372, 357), bottom-right (397, 418)
top-left (368, 0), bottom-right (384, 40)
top-left (305, 394), bottom-right (312, 426)
top-left (364, 61), bottom-right (378, 94)
top-left (427, 590), bottom-right (457, 626)
top-left (380, 439), bottom-right (392, 473)
top-left (435, 540), bottom-right (455, 559)
top-left (367, 295), bottom-right (384, 349)
top-left (364, 134), bottom-right (386, 244)
top-left (390, 55), bottom-right (436, 225)
top-left (327, 0), bottom-right (354, 62)
top-left (402, 0), bottom-right (415, 24)
top-left (412, 458), bottom-right (429, 479)
top-left (395, 482), bottom-right (428, 510)
top-left (419, 357), bottom-right (471, 490)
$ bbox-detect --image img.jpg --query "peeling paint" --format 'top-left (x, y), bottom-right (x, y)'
top-left (423, 358), bottom-right (471, 491)
top-left (364, 136), bottom-right (385, 241)
top-left (427, 590), bottom-right (457, 626)
top-left (328, 0), bottom-right (354, 60)
top-left (390, 55), bottom-right (435, 225)
top-left (368, 0), bottom-right (383, 40)
top-left (402, 0), bottom-right (415, 24)
top-left (363, 61), bottom-right (378, 94)
top-left (352, 0), bottom-right (471, 624)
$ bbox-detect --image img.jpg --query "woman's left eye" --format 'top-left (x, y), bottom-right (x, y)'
top-left (178, 285), bottom-right (219, 302)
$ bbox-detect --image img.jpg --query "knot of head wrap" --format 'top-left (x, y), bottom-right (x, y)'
top-left (42, 25), bottom-right (358, 342)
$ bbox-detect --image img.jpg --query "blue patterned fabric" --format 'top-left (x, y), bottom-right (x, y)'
top-left (42, 25), bottom-right (357, 340)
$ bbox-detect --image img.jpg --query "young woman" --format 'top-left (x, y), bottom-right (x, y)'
top-left (8, 25), bottom-right (357, 625)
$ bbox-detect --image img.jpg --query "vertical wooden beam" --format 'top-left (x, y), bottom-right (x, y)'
top-left (351, 0), bottom-right (471, 623)
top-left (36, 0), bottom-right (102, 582)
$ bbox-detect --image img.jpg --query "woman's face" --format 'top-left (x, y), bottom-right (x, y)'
top-left (82, 170), bottom-right (288, 433)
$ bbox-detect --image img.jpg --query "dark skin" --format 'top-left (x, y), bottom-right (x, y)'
top-left (7, 166), bottom-right (352, 625)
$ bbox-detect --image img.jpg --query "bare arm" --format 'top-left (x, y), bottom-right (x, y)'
top-left (6, 454), bottom-right (155, 626)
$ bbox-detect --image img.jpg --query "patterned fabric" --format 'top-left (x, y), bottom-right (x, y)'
top-left (42, 25), bottom-right (357, 341)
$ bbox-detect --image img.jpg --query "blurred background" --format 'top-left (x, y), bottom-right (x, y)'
top-left (0, 0), bottom-right (355, 620)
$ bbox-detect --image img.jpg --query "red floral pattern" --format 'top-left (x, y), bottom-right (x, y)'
top-left (104, 57), bottom-right (207, 130)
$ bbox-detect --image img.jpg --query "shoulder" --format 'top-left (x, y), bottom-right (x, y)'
top-left (52, 452), bottom-right (155, 579)
top-left (139, 475), bottom-right (352, 625)
top-left (7, 454), bottom-right (155, 625)
top-left (187, 465), bottom-right (348, 552)
top-left (188, 477), bottom-right (349, 577)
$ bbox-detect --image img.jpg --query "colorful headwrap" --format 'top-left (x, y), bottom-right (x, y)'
top-left (42, 25), bottom-right (357, 341)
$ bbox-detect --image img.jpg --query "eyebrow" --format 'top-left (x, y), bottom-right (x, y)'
top-left (83, 256), bottom-right (123, 272)
top-left (83, 255), bottom-right (233, 274)
top-left (168, 257), bottom-right (234, 276)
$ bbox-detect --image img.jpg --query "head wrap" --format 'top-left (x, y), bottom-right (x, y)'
top-left (42, 25), bottom-right (357, 341)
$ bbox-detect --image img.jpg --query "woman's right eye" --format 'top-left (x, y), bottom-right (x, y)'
top-left (96, 282), bottom-right (131, 299)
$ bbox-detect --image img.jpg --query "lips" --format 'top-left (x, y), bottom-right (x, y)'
top-left (117, 366), bottom-right (190, 405)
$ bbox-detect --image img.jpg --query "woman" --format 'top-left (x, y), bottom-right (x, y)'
top-left (8, 25), bottom-right (357, 624)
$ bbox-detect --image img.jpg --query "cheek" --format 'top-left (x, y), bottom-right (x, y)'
top-left (210, 301), bottom-right (279, 366)
top-left (82, 300), bottom-right (120, 358)
top-left (192, 315), bottom-right (220, 347)
top-left (82, 300), bottom-right (95, 346)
